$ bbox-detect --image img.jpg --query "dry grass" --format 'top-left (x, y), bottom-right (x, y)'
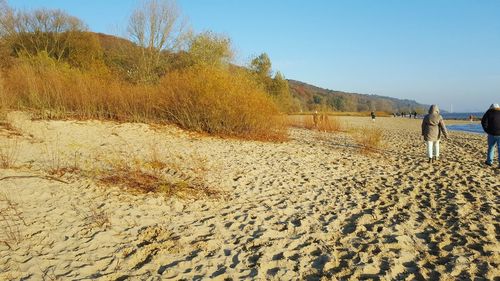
top-left (72, 200), bottom-right (111, 232)
top-left (42, 142), bottom-right (64, 175)
top-left (158, 64), bottom-right (286, 141)
top-left (0, 193), bottom-right (27, 250)
top-left (98, 156), bottom-right (221, 200)
top-left (40, 141), bottom-right (82, 177)
top-left (291, 111), bottom-right (392, 117)
top-left (1, 56), bottom-right (286, 141)
top-left (0, 139), bottom-right (20, 169)
top-left (351, 126), bottom-right (385, 155)
top-left (0, 121), bottom-right (23, 137)
top-left (288, 114), bottom-right (343, 132)
top-left (317, 116), bottom-right (343, 132)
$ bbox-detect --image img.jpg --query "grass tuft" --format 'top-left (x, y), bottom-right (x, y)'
top-left (0, 139), bottom-right (19, 169)
top-left (351, 126), bottom-right (384, 155)
top-left (98, 156), bottom-right (221, 200)
top-left (0, 193), bottom-right (27, 250)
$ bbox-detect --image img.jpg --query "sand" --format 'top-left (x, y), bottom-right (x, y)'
top-left (0, 112), bottom-right (498, 280)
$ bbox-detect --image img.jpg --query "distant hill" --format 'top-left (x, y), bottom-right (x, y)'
top-left (288, 79), bottom-right (427, 113)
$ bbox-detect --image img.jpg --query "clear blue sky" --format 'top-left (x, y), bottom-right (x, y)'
top-left (9, 0), bottom-right (500, 112)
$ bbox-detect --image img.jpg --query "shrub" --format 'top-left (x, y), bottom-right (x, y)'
top-left (2, 54), bottom-right (154, 121)
top-left (2, 56), bottom-right (285, 140)
top-left (158, 64), bottom-right (286, 140)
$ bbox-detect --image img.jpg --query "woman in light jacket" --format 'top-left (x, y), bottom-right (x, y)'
top-left (422, 105), bottom-right (448, 163)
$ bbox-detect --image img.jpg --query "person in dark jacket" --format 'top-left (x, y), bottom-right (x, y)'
top-left (481, 103), bottom-right (500, 167)
top-left (422, 105), bottom-right (448, 163)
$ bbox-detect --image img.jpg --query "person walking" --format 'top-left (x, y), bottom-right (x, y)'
top-left (371, 111), bottom-right (376, 122)
top-left (422, 105), bottom-right (448, 163)
top-left (481, 103), bottom-right (500, 167)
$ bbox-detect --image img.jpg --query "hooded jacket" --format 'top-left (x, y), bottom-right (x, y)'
top-left (481, 104), bottom-right (500, 136)
top-left (421, 105), bottom-right (448, 141)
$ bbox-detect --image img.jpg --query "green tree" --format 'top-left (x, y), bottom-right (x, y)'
top-left (187, 31), bottom-right (233, 66)
top-left (270, 71), bottom-right (293, 112)
top-left (250, 52), bottom-right (272, 78)
top-left (249, 53), bottom-right (293, 112)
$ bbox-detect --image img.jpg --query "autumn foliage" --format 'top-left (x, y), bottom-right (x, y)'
top-left (158, 65), bottom-right (285, 140)
top-left (0, 1), bottom-right (288, 140)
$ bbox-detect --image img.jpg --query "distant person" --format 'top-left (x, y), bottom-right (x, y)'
top-left (371, 111), bottom-right (376, 122)
top-left (469, 115), bottom-right (474, 122)
top-left (413, 111), bottom-right (417, 119)
top-left (422, 105), bottom-right (448, 163)
top-left (481, 104), bottom-right (500, 167)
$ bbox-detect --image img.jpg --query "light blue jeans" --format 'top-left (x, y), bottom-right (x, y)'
top-left (486, 134), bottom-right (500, 165)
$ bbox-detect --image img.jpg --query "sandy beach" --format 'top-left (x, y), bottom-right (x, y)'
top-left (0, 112), bottom-right (498, 280)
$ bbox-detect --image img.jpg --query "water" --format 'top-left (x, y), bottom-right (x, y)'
top-left (448, 123), bottom-right (484, 134)
top-left (441, 112), bottom-right (483, 120)
top-left (442, 112), bottom-right (486, 134)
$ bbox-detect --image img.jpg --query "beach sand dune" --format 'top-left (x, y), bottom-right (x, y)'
top-left (0, 113), bottom-right (498, 280)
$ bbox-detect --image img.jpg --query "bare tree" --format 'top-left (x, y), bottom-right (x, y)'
top-left (0, 2), bottom-right (87, 62)
top-left (0, 0), bottom-right (14, 38)
top-left (127, 0), bottom-right (189, 83)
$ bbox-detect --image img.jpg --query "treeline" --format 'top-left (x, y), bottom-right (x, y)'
top-left (0, 0), bottom-right (292, 140)
top-left (288, 80), bottom-right (427, 114)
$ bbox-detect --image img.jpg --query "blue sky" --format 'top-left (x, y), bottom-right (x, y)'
top-left (9, 0), bottom-right (500, 112)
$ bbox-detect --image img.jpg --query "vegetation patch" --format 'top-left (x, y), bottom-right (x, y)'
top-left (351, 127), bottom-right (385, 155)
top-left (98, 159), bottom-right (222, 200)
top-left (288, 114), bottom-right (343, 133)
top-left (0, 1), bottom-right (290, 141)
top-left (0, 139), bottom-right (19, 169)
top-left (0, 193), bottom-right (27, 250)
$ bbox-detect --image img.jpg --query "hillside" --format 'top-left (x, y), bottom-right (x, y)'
top-left (288, 79), bottom-right (427, 113)
top-left (91, 33), bottom-right (425, 114)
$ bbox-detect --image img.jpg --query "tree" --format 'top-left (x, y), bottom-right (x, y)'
top-left (0, 0), bottom-right (13, 38)
top-left (0, 5), bottom-right (88, 62)
top-left (270, 71), bottom-right (293, 112)
top-left (250, 52), bottom-right (272, 78)
top-left (127, 0), bottom-right (189, 83)
top-left (187, 31), bottom-right (233, 66)
top-left (249, 53), bottom-right (294, 112)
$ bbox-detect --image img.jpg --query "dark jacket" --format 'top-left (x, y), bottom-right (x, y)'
top-left (422, 105), bottom-right (448, 141)
top-left (481, 108), bottom-right (500, 136)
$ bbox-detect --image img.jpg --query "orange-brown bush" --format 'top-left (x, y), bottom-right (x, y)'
top-left (1, 55), bottom-right (286, 140)
top-left (158, 64), bottom-right (286, 140)
top-left (2, 54), bottom-right (153, 121)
